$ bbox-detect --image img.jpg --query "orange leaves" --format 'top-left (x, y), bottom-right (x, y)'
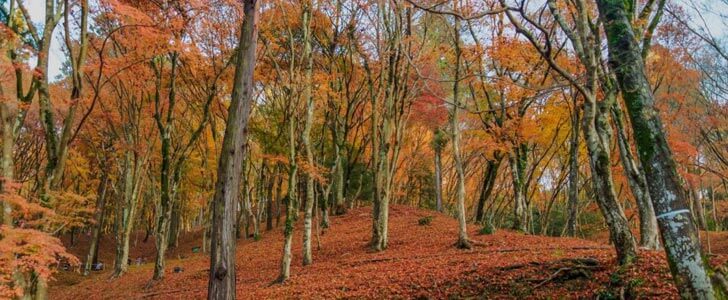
top-left (0, 180), bottom-right (80, 299)
top-left (0, 226), bottom-right (79, 299)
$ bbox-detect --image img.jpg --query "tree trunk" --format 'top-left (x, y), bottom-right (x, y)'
top-left (114, 150), bottom-right (142, 277)
top-left (597, 1), bottom-right (715, 297)
top-left (612, 103), bottom-right (660, 249)
top-left (153, 53), bottom-right (180, 281)
top-left (582, 95), bottom-right (637, 265)
top-left (84, 173), bottom-right (109, 275)
top-left (266, 168), bottom-right (274, 231)
top-left (509, 145), bottom-right (529, 233)
top-left (1, 97), bottom-right (14, 226)
top-left (691, 185), bottom-right (708, 231)
top-left (475, 158), bottom-right (500, 224)
top-left (433, 137), bottom-right (444, 212)
top-left (301, 1), bottom-right (315, 266)
top-left (451, 18), bottom-right (470, 249)
top-left (566, 102), bottom-right (580, 237)
top-left (207, 1), bottom-right (258, 298)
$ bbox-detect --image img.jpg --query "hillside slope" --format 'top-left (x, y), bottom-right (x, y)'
top-left (51, 205), bottom-right (691, 299)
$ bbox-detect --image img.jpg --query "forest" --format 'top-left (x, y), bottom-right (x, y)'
top-left (1, 0), bottom-right (728, 299)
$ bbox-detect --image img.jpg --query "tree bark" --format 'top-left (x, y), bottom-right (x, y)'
top-left (474, 158), bottom-right (498, 223)
top-left (84, 172), bottom-right (109, 275)
top-left (433, 129), bottom-right (445, 212)
top-left (597, 0), bottom-right (714, 296)
top-left (450, 17), bottom-right (470, 249)
top-left (612, 103), bottom-right (660, 249)
top-left (582, 93), bottom-right (637, 265)
top-left (566, 100), bottom-right (580, 237)
top-left (509, 145), bottom-right (529, 233)
top-left (207, 1), bottom-right (258, 298)
top-left (301, 0), bottom-right (315, 266)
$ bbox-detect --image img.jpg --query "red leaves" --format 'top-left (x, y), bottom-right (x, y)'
top-left (51, 205), bottom-right (693, 299)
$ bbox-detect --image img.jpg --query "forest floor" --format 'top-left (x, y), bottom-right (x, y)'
top-left (50, 205), bottom-right (728, 299)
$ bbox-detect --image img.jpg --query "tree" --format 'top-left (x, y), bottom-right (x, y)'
top-left (596, 0), bottom-right (714, 297)
top-left (208, 0), bottom-right (259, 298)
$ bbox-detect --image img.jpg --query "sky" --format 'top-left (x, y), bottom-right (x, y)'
top-left (6, 0), bottom-right (728, 82)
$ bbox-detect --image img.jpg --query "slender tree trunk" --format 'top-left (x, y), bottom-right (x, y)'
top-left (451, 17), bottom-right (470, 249)
top-left (566, 102), bottom-right (580, 237)
top-left (509, 145), bottom-right (529, 233)
top-left (84, 173), bottom-right (109, 275)
top-left (275, 169), bottom-right (283, 228)
top-left (475, 158), bottom-right (500, 224)
top-left (434, 141), bottom-right (444, 212)
top-left (612, 103), bottom-right (660, 249)
top-left (1, 98), bottom-right (14, 226)
top-left (597, 1), bottom-right (715, 297)
top-left (207, 1), bottom-right (258, 298)
top-left (168, 200), bottom-right (181, 248)
top-left (691, 184), bottom-right (708, 231)
top-left (153, 53), bottom-right (180, 280)
top-left (301, 1), bottom-right (316, 266)
top-left (114, 150), bottom-right (142, 277)
top-left (278, 120), bottom-right (298, 282)
top-left (582, 95), bottom-right (637, 265)
top-left (266, 167), bottom-right (274, 231)
top-left (332, 126), bottom-right (346, 215)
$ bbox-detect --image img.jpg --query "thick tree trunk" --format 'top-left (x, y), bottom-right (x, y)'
top-left (566, 103), bottom-right (580, 237)
top-left (207, 1), bottom-right (258, 298)
top-left (612, 104), bottom-right (660, 249)
top-left (597, 1), bottom-right (715, 297)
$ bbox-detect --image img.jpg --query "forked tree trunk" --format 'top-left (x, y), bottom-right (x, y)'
top-left (114, 149), bottom-right (143, 277)
top-left (582, 96), bottom-right (637, 265)
top-left (207, 1), bottom-right (258, 298)
top-left (596, 1), bottom-right (714, 297)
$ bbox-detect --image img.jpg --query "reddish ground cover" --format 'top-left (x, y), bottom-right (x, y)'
top-left (51, 205), bottom-right (710, 299)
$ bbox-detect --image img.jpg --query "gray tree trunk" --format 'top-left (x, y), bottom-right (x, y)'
top-left (301, 1), bottom-right (316, 266)
top-left (566, 101), bottom-right (580, 237)
top-left (597, 0), bottom-right (714, 297)
top-left (207, 1), bottom-right (258, 298)
top-left (612, 104), bottom-right (660, 249)
top-left (84, 173), bottom-right (109, 275)
top-left (582, 94), bottom-right (637, 265)
top-left (434, 140), bottom-right (444, 212)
